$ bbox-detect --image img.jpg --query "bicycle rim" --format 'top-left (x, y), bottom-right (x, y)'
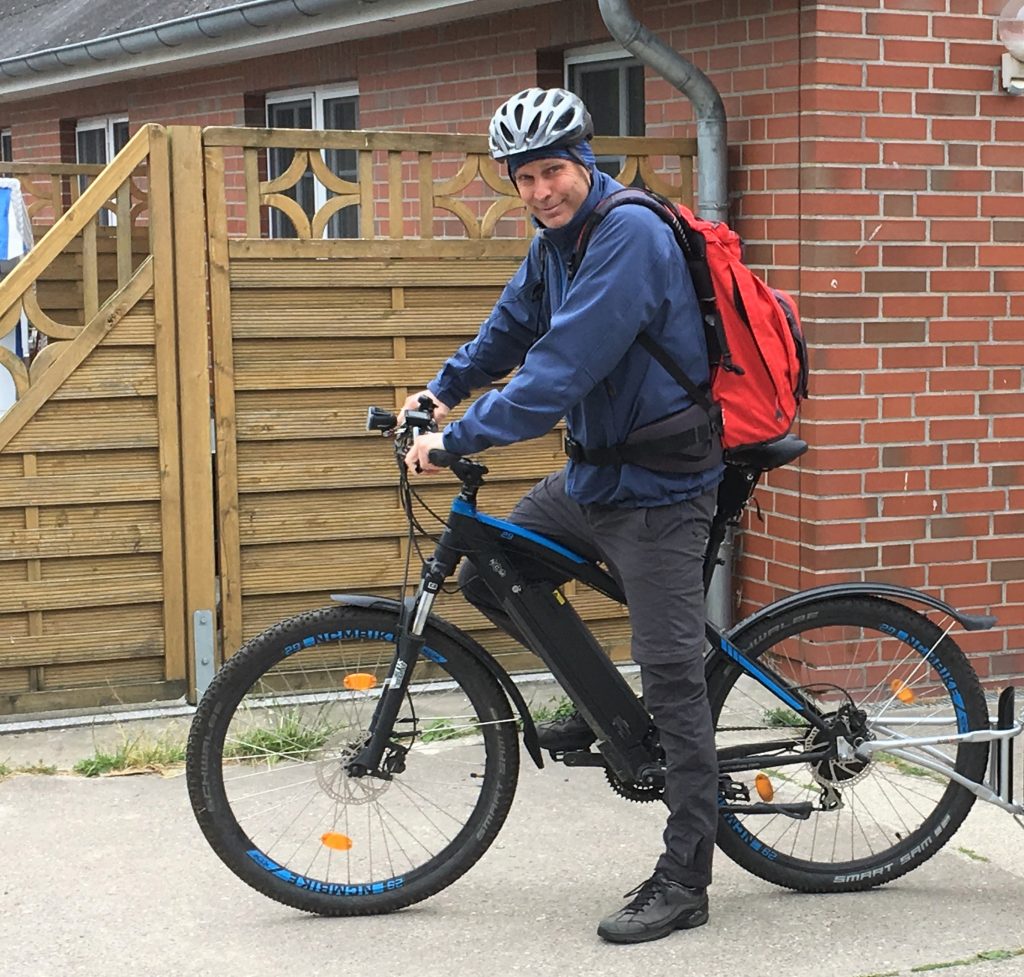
top-left (710, 597), bottom-right (988, 891)
top-left (188, 606), bottom-right (519, 913)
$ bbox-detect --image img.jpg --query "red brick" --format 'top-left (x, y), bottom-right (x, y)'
top-left (863, 420), bottom-right (926, 442)
top-left (881, 444), bottom-right (943, 468)
top-left (915, 539), bottom-right (975, 563)
top-left (927, 562), bottom-right (990, 586)
top-left (864, 373), bottom-right (927, 394)
top-left (865, 470), bottom-right (927, 493)
top-left (929, 467), bottom-right (990, 490)
top-left (931, 270), bottom-right (991, 292)
top-left (881, 494), bottom-right (942, 517)
top-left (867, 12), bottom-right (931, 35)
top-left (865, 518), bottom-right (927, 542)
top-left (929, 418), bottom-right (990, 440)
top-left (918, 195), bottom-right (980, 218)
top-left (884, 38), bottom-right (948, 63)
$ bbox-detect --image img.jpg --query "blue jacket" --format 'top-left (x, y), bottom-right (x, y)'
top-left (430, 167), bottom-right (724, 508)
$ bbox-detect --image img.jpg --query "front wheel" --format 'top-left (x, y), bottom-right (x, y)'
top-left (709, 596), bottom-right (989, 893)
top-left (186, 605), bottom-right (520, 915)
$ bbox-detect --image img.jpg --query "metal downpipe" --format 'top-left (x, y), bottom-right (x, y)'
top-left (598, 0), bottom-right (729, 223)
top-left (597, 0), bottom-right (734, 628)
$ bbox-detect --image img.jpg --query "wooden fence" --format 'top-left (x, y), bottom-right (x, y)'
top-left (0, 125), bottom-right (697, 714)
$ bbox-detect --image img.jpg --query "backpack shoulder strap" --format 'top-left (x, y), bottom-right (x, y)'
top-left (568, 188), bottom-right (720, 416)
top-left (569, 188), bottom-right (732, 370)
top-left (636, 332), bottom-right (715, 415)
top-left (568, 188), bottom-right (697, 281)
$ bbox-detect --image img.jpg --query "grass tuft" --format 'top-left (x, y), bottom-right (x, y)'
top-left (762, 706), bottom-right (804, 728)
top-left (224, 710), bottom-right (335, 764)
top-left (73, 733), bottom-right (186, 777)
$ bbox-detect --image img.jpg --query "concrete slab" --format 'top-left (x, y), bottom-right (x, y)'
top-left (0, 748), bottom-right (1022, 977)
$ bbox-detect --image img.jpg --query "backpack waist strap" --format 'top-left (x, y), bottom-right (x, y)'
top-left (563, 403), bottom-right (722, 473)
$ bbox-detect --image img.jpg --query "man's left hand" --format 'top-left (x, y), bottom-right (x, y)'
top-left (405, 431), bottom-right (446, 475)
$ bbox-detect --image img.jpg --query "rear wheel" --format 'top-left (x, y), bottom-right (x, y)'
top-left (186, 605), bottom-right (519, 915)
top-left (709, 597), bottom-right (989, 892)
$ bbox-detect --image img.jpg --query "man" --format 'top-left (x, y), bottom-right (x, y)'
top-left (403, 87), bottom-right (724, 944)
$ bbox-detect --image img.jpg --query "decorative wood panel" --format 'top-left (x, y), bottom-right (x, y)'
top-left (206, 127), bottom-right (697, 678)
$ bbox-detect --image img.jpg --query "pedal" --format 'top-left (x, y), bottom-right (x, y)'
top-left (553, 749), bottom-right (605, 767)
top-left (718, 777), bottom-right (750, 803)
top-left (720, 802), bottom-right (813, 821)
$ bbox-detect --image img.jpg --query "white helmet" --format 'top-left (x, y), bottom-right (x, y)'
top-left (488, 87), bottom-right (594, 160)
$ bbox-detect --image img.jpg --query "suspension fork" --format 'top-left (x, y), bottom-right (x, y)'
top-left (345, 531), bottom-right (460, 778)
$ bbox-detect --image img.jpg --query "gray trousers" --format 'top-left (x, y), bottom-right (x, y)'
top-left (459, 468), bottom-right (719, 888)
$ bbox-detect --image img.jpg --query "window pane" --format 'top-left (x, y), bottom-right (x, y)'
top-left (323, 96), bottom-right (359, 240)
top-left (1, 131), bottom-right (11, 162)
top-left (569, 58), bottom-right (644, 180)
top-left (267, 100), bottom-right (313, 130)
top-left (627, 65), bottom-right (645, 136)
top-left (576, 66), bottom-right (621, 136)
top-left (77, 127), bottom-right (107, 165)
top-left (112, 121), bottom-right (130, 154)
top-left (267, 99), bottom-right (315, 238)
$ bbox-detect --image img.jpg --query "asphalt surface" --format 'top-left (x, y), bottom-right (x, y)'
top-left (1, 711), bottom-right (1022, 977)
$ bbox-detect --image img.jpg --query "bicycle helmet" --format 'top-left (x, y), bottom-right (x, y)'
top-left (488, 87), bottom-right (594, 160)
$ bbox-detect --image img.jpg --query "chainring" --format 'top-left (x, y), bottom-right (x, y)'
top-left (605, 765), bottom-right (664, 803)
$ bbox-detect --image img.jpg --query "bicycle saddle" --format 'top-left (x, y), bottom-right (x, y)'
top-left (725, 435), bottom-right (807, 472)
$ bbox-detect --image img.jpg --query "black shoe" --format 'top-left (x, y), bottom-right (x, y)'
top-left (534, 709), bottom-right (595, 751)
top-left (597, 872), bottom-right (709, 944)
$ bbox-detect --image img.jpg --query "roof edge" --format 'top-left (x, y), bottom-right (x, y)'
top-left (0, 0), bottom-right (548, 100)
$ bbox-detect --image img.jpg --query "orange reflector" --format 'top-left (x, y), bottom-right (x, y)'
top-left (754, 773), bottom-right (775, 802)
top-left (321, 833), bottom-right (353, 851)
top-left (344, 672), bottom-right (378, 691)
top-left (890, 679), bottom-right (915, 704)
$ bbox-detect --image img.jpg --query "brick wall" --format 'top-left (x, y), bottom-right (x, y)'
top-left (760, 0), bottom-right (1022, 684)
top-left (0, 0), bottom-right (1019, 679)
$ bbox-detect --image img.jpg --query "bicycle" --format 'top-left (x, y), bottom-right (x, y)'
top-left (185, 400), bottom-right (1024, 915)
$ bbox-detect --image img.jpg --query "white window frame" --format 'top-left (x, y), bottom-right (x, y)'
top-left (564, 44), bottom-right (645, 138)
top-left (75, 115), bottom-right (129, 226)
top-left (75, 115), bottom-right (129, 165)
top-left (0, 129), bottom-right (11, 163)
top-left (265, 84), bottom-right (359, 238)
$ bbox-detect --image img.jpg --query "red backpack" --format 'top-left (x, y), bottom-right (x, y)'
top-left (569, 188), bottom-right (809, 455)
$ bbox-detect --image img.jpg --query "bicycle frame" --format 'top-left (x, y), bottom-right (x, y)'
top-left (344, 435), bottom-right (1023, 820)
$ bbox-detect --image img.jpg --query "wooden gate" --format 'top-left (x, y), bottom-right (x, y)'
top-left (0, 125), bottom-right (696, 714)
top-left (202, 127), bottom-right (696, 684)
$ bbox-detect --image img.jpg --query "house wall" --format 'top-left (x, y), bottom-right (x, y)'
top-left (1, 0), bottom-right (1020, 680)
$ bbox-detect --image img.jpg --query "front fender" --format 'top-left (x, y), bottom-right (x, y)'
top-left (331, 592), bottom-right (544, 769)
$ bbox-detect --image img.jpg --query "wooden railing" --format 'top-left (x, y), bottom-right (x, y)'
top-left (202, 127), bottom-right (698, 248)
top-left (0, 125), bottom-right (161, 415)
top-left (0, 160), bottom-right (149, 228)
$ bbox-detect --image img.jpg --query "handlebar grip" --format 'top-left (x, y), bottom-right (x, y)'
top-left (427, 448), bottom-right (461, 469)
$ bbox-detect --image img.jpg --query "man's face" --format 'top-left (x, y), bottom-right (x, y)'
top-left (513, 157), bottom-right (592, 229)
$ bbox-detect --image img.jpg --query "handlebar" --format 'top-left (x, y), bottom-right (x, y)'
top-left (365, 403), bottom-right (489, 488)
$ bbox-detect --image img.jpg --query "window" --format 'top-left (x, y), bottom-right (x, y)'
top-left (75, 116), bottom-right (129, 166)
top-left (1, 130), bottom-right (11, 163)
top-left (76, 116), bottom-right (129, 224)
top-left (566, 48), bottom-right (644, 177)
top-left (266, 85), bottom-right (359, 239)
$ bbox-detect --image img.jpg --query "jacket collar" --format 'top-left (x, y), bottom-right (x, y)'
top-left (536, 168), bottom-right (623, 256)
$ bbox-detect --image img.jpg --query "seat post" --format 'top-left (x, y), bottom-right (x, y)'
top-left (702, 464), bottom-right (761, 595)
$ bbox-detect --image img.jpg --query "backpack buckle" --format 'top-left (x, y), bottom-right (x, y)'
top-left (563, 435), bottom-right (586, 463)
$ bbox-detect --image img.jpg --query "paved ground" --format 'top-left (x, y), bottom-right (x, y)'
top-left (1, 708), bottom-right (1022, 977)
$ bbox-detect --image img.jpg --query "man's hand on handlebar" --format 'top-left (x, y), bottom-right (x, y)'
top-left (398, 390), bottom-right (450, 428)
top-left (405, 430), bottom-right (446, 475)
